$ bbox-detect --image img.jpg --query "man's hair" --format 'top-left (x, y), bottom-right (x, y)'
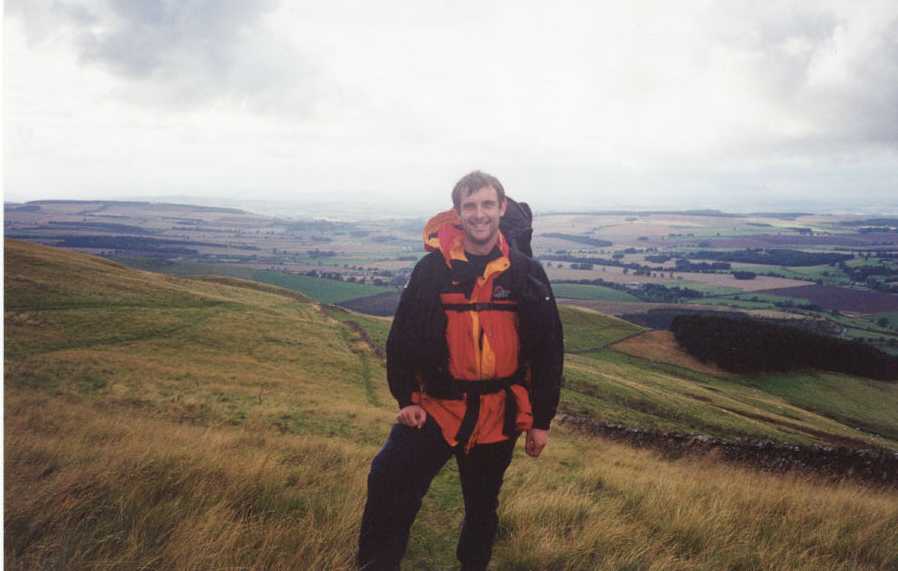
top-left (451, 170), bottom-right (506, 210)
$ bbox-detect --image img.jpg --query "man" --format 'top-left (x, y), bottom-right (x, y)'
top-left (358, 171), bottom-right (564, 571)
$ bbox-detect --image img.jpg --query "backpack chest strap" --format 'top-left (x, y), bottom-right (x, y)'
top-left (441, 302), bottom-right (518, 312)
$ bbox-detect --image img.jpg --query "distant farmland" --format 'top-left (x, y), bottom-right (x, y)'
top-left (336, 291), bottom-right (401, 316)
top-left (705, 233), bottom-right (898, 248)
top-left (553, 283), bottom-right (641, 302)
top-left (759, 285), bottom-right (898, 313)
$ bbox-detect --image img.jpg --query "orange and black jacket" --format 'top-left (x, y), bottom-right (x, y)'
top-left (386, 210), bottom-right (564, 447)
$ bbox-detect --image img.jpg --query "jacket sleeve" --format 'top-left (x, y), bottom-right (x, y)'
top-left (527, 261), bottom-right (564, 430)
top-left (386, 257), bottom-right (427, 409)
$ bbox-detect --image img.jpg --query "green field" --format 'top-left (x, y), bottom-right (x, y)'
top-left (730, 263), bottom-right (850, 284)
top-left (7, 240), bottom-right (898, 570)
top-left (845, 257), bottom-right (898, 269)
top-left (557, 304), bottom-right (643, 352)
top-left (247, 270), bottom-right (393, 304)
top-left (677, 283), bottom-right (743, 295)
top-left (110, 258), bottom-right (393, 304)
top-left (552, 282), bottom-right (641, 301)
top-left (698, 298), bottom-right (778, 310)
top-left (873, 311), bottom-right (898, 329)
top-left (699, 292), bottom-right (808, 310)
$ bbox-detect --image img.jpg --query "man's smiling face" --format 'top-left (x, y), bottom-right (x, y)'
top-left (458, 185), bottom-right (507, 254)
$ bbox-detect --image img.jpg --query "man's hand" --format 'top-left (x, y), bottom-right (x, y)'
top-left (397, 405), bottom-right (427, 429)
top-left (525, 429), bottom-right (549, 458)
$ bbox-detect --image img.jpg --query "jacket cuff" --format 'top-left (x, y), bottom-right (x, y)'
top-left (532, 415), bottom-right (553, 430)
top-left (397, 391), bottom-right (420, 409)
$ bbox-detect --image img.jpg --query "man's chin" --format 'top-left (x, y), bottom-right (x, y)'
top-left (465, 232), bottom-right (497, 247)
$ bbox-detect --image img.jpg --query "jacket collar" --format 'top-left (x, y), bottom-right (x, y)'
top-left (422, 209), bottom-right (510, 280)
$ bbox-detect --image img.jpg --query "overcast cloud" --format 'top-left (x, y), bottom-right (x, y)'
top-left (4, 1), bottom-right (897, 215)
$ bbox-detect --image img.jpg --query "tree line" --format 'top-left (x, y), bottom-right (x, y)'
top-left (684, 249), bottom-right (853, 267)
top-left (671, 314), bottom-right (898, 381)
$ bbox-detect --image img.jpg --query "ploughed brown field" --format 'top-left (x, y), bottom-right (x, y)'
top-left (758, 284), bottom-right (898, 313)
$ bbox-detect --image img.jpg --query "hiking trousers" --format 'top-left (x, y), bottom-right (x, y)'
top-left (357, 417), bottom-right (518, 571)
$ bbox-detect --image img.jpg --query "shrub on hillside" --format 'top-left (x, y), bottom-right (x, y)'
top-left (671, 314), bottom-right (898, 381)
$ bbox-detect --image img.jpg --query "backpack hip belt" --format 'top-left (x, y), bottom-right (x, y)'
top-left (424, 368), bottom-right (527, 446)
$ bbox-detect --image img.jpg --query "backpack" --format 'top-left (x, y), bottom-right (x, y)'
top-left (501, 197), bottom-right (534, 257)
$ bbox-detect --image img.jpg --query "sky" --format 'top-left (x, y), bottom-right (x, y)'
top-left (3, 0), bottom-right (898, 216)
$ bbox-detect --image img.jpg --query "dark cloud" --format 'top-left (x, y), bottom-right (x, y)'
top-left (7, 0), bottom-right (315, 113)
top-left (76, 0), bottom-right (276, 77)
top-left (708, 2), bottom-right (898, 149)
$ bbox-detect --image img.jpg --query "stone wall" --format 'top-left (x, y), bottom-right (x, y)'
top-left (557, 414), bottom-right (898, 487)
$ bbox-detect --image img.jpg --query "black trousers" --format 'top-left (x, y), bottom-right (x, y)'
top-left (357, 417), bottom-right (518, 571)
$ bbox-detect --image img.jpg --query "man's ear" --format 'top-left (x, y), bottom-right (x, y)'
top-left (499, 198), bottom-right (508, 217)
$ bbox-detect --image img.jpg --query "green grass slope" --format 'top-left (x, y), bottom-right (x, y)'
top-left (555, 300), bottom-right (898, 449)
top-left (561, 306), bottom-right (898, 449)
top-left (563, 350), bottom-right (898, 449)
top-left (558, 304), bottom-right (644, 352)
top-left (6, 240), bottom-right (898, 570)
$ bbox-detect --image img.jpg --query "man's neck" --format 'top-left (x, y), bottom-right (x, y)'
top-left (463, 236), bottom-right (499, 256)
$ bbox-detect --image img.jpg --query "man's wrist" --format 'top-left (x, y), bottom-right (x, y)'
top-left (532, 418), bottom-right (552, 430)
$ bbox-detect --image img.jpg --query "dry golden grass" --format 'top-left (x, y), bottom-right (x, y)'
top-left (497, 431), bottom-right (898, 570)
top-left (5, 392), bottom-right (379, 570)
top-left (612, 330), bottom-right (730, 376)
top-left (8, 390), bottom-right (898, 571)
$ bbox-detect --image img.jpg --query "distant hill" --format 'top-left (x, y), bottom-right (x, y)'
top-left (25, 199), bottom-right (247, 214)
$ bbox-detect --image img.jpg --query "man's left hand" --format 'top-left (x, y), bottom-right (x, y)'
top-left (525, 429), bottom-right (549, 458)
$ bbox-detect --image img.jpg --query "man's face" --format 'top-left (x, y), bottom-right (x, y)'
top-left (458, 185), bottom-right (507, 250)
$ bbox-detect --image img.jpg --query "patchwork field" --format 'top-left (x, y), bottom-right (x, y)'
top-left (8, 201), bottom-right (898, 361)
top-left (545, 263), bottom-right (813, 291)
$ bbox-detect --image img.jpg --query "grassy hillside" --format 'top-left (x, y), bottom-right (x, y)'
top-left (6, 240), bottom-right (898, 570)
top-left (557, 304), bottom-right (898, 449)
top-left (558, 304), bottom-right (644, 352)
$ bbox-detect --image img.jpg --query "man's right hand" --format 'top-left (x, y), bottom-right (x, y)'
top-left (397, 405), bottom-right (427, 429)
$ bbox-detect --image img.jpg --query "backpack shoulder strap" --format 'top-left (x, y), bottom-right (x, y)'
top-left (507, 247), bottom-right (532, 298)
